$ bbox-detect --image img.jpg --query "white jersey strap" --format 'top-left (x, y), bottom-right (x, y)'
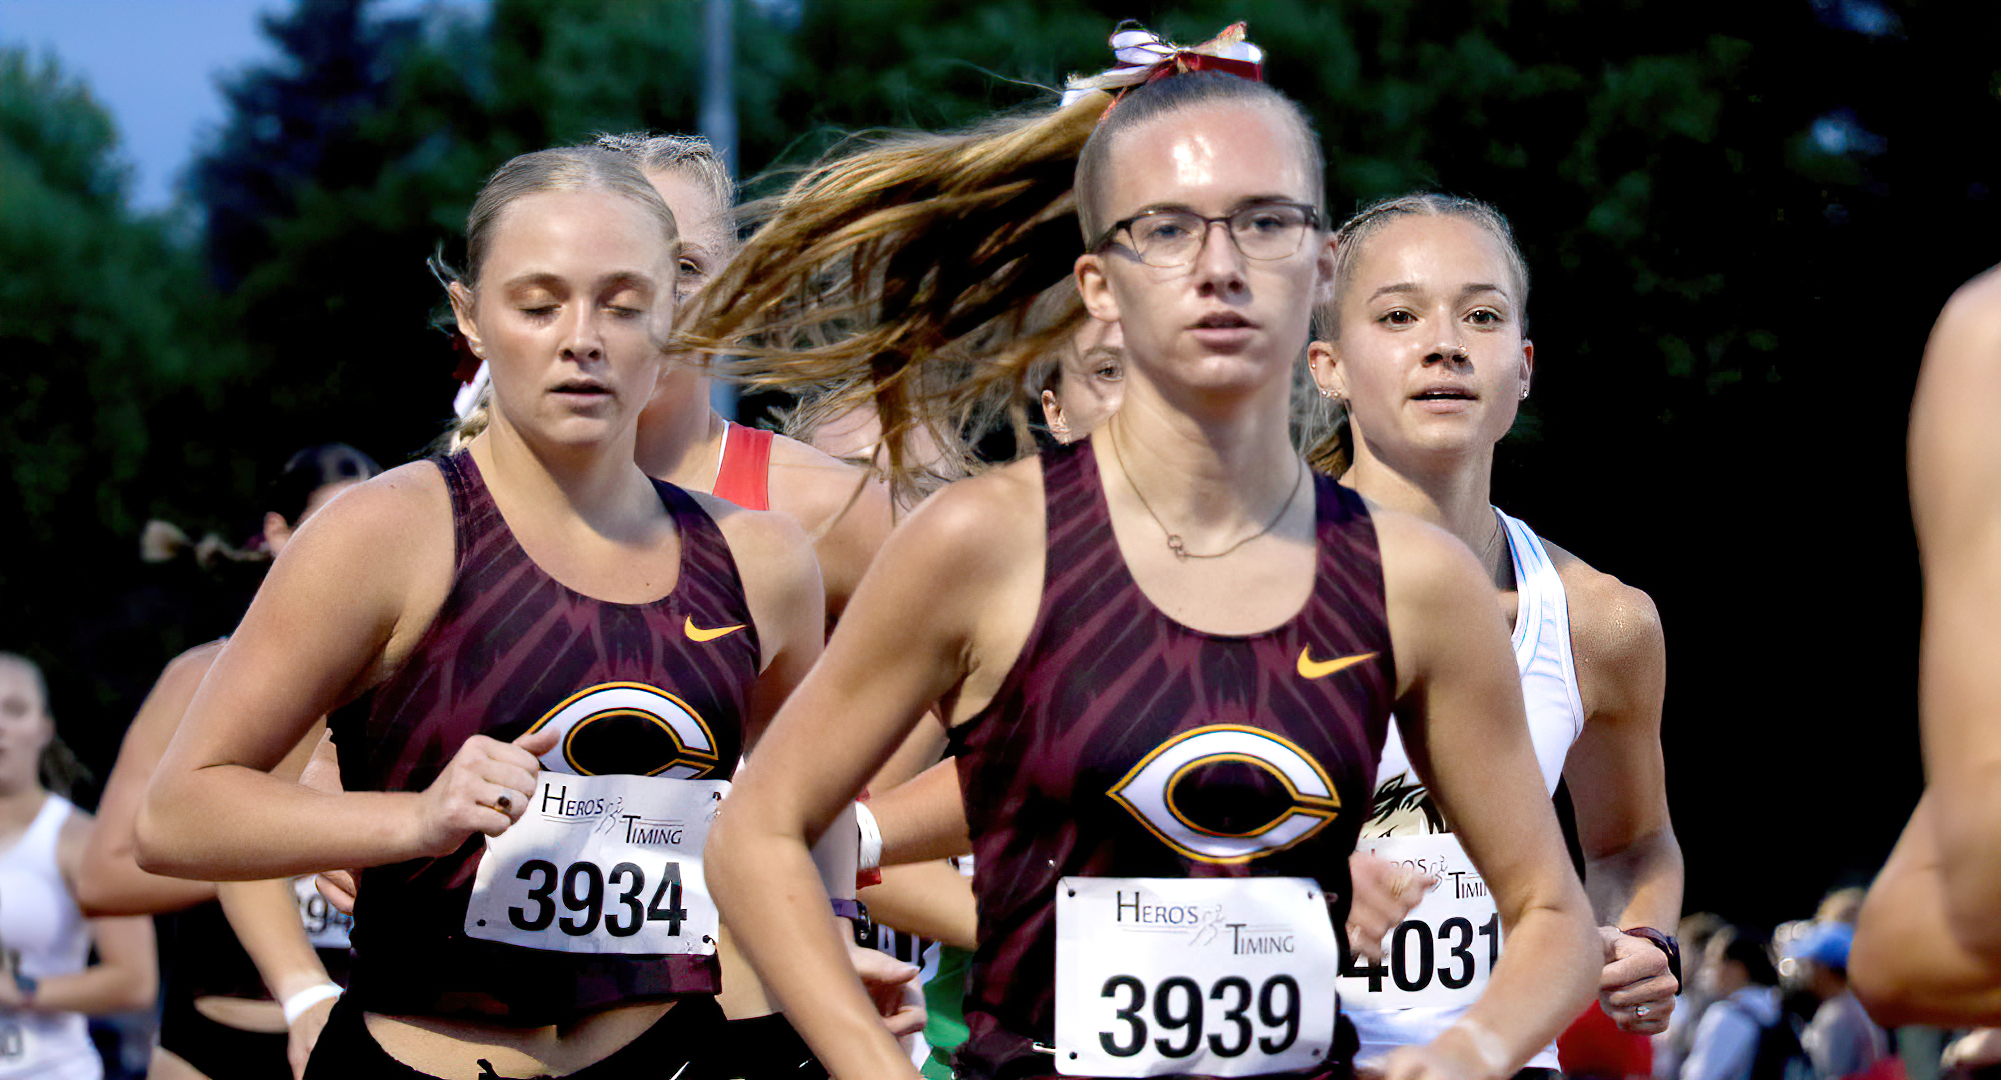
top-left (1499, 509), bottom-right (1588, 751)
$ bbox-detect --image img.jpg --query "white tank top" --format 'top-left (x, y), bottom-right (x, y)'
top-left (1341, 509), bottom-right (1586, 1070)
top-left (0, 795), bottom-right (98, 1080)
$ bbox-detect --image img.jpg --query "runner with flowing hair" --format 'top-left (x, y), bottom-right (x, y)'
top-left (692, 24), bottom-right (1599, 1080)
top-left (137, 146), bottom-right (826, 1080)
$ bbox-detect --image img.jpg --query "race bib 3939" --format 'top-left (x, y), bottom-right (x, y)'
top-left (1054, 876), bottom-right (1340, 1078)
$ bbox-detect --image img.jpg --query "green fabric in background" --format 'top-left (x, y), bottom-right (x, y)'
top-left (922, 945), bottom-right (973, 1080)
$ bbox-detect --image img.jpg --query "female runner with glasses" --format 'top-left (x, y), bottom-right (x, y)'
top-left (694, 30), bottom-right (1599, 1080)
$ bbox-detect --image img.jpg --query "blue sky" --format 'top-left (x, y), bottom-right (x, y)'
top-left (0, 0), bottom-right (470, 211)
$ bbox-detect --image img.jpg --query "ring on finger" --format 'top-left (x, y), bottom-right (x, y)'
top-left (495, 793), bottom-right (514, 813)
top-left (1635, 1004), bottom-right (1650, 1018)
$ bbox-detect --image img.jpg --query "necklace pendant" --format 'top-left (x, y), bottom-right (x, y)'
top-left (1166, 534), bottom-right (1188, 560)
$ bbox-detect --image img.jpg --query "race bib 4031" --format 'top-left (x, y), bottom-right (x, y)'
top-left (1054, 876), bottom-right (1339, 1078)
top-left (1337, 833), bottom-right (1501, 1010)
top-left (464, 774), bottom-right (728, 956)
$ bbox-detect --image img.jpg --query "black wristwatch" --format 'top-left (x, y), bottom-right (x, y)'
top-left (1623, 927), bottom-right (1682, 991)
top-left (832, 898), bottom-right (875, 949)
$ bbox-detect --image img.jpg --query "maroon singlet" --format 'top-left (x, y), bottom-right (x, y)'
top-left (949, 438), bottom-right (1395, 1079)
top-left (331, 451), bottom-right (759, 1025)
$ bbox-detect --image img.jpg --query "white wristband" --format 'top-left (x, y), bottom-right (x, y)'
top-left (854, 801), bottom-right (884, 873)
top-left (281, 983), bottom-right (342, 1025)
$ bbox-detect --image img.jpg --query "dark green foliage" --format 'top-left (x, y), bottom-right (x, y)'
top-left (0, 48), bottom-right (255, 774)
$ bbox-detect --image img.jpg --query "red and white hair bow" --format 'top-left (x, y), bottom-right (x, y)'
top-left (1060, 20), bottom-right (1265, 108)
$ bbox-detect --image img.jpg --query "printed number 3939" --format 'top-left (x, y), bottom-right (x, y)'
top-left (508, 859), bottom-right (688, 937)
top-left (1099, 974), bottom-right (1301, 1059)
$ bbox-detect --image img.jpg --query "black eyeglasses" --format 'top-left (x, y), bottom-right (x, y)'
top-left (1092, 201), bottom-right (1324, 268)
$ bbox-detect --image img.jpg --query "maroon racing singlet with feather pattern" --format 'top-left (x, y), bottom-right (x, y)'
top-left (330, 451), bottom-right (758, 1025)
top-left (949, 438), bottom-right (1395, 1080)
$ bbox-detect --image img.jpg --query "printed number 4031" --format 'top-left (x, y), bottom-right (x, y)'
top-left (1099, 973), bottom-right (1301, 1060)
top-left (1341, 913), bottom-right (1500, 993)
top-left (508, 859), bottom-right (688, 938)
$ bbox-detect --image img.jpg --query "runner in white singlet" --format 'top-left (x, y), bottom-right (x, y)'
top-left (1304, 195), bottom-right (1683, 1068)
top-left (1341, 511), bottom-right (1588, 1070)
top-left (0, 654), bottom-right (156, 1080)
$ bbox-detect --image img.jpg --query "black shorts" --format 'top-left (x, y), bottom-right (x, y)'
top-left (158, 990), bottom-right (290, 1080)
top-left (711, 1012), bottom-right (829, 1080)
top-left (303, 994), bottom-right (717, 1080)
top-left (301, 997), bottom-right (829, 1080)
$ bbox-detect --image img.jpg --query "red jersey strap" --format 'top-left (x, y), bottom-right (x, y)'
top-left (713, 422), bottom-right (774, 511)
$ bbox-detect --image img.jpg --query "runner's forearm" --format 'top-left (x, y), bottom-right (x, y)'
top-left (1586, 826), bottom-right (1684, 936)
top-left (218, 878), bottom-right (333, 1001)
top-left (861, 860), bottom-right (976, 950)
top-left (708, 809), bottom-right (921, 1080)
top-left (26, 916), bottom-right (155, 1015)
top-left (872, 759), bottom-right (971, 866)
top-left (74, 844), bottom-right (216, 916)
top-left (1456, 903), bottom-right (1599, 1077)
top-left (139, 766), bottom-right (426, 881)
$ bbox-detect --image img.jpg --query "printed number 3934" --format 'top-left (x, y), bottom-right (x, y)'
top-left (508, 860), bottom-right (687, 937)
top-left (1099, 974), bottom-right (1300, 1059)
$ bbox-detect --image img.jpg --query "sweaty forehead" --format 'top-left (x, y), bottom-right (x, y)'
top-left (485, 188), bottom-right (676, 275)
top-left (1351, 215), bottom-right (1520, 301)
top-left (1097, 101), bottom-right (1313, 222)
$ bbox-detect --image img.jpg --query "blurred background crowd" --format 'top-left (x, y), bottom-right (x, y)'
top-left (2, 0), bottom-right (1999, 1077)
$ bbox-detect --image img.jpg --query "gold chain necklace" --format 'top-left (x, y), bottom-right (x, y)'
top-left (1109, 431), bottom-right (1306, 561)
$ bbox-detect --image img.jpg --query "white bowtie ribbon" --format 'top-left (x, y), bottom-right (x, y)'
top-left (1060, 21), bottom-right (1266, 107)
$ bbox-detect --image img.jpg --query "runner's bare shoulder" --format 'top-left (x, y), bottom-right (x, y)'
top-left (1540, 540), bottom-right (1663, 712)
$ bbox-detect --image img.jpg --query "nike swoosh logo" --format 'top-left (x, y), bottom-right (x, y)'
top-left (684, 616), bottom-right (745, 642)
top-left (1297, 646), bottom-right (1378, 680)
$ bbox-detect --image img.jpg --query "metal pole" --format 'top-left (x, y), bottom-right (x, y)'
top-left (700, 0), bottom-right (740, 421)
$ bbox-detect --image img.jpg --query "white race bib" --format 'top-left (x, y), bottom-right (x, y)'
top-left (1337, 834), bottom-right (1502, 1010)
top-left (1054, 877), bottom-right (1339, 1078)
top-left (293, 875), bottom-right (353, 950)
top-left (464, 773), bottom-right (727, 955)
top-left (0, 1016), bottom-right (34, 1067)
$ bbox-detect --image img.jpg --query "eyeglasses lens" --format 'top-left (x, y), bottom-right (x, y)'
top-left (1129, 206), bottom-right (1311, 268)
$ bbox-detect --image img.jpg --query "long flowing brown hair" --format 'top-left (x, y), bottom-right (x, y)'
top-left (679, 70), bottom-right (1325, 504)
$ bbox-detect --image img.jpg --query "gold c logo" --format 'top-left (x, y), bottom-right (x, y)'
top-left (1107, 724), bottom-right (1342, 864)
top-left (524, 682), bottom-right (721, 779)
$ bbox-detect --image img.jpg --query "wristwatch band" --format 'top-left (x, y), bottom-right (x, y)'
top-left (831, 897), bottom-right (875, 948)
top-left (1622, 926), bottom-right (1682, 990)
